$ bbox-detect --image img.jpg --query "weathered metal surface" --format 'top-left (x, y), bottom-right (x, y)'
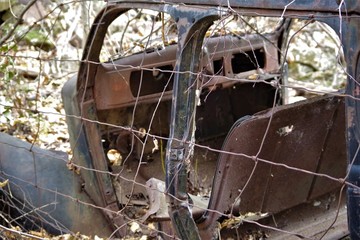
top-left (0, 133), bottom-right (114, 237)
top-left (0, 0), bottom-right (358, 238)
top-left (324, 16), bottom-right (360, 239)
top-left (197, 95), bottom-right (346, 238)
top-left (164, 7), bottom-right (220, 239)
top-left (72, 2), bottom-right (283, 238)
top-left (62, 77), bottom-right (115, 213)
top-left (220, 190), bottom-right (348, 239)
top-left (344, 31), bottom-right (360, 240)
top-left (108, 0), bottom-right (360, 15)
top-left (67, 0), bottom-right (360, 238)
top-left (94, 33), bottom-right (279, 110)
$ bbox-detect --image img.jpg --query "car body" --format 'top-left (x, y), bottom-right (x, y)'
top-left (0, 1), bottom-right (359, 239)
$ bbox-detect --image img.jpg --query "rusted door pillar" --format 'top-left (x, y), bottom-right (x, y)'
top-left (165, 7), bottom-right (219, 239)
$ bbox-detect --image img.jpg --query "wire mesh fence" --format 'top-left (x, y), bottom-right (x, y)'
top-left (0, 0), bottom-right (356, 239)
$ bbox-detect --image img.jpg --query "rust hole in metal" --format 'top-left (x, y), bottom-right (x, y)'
top-left (277, 125), bottom-right (294, 136)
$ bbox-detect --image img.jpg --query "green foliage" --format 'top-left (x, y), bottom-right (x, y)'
top-left (20, 27), bottom-right (56, 51)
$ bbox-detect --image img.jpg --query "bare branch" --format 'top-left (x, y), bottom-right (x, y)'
top-left (0, 0), bottom-right (37, 46)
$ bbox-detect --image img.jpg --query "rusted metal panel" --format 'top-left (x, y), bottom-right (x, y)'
top-left (0, 0), bottom-right (358, 238)
top-left (308, 97), bottom-right (347, 199)
top-left (94, 33), bottom-right (279, 110)
top-left (81, 101), bottom-right (117, 205)
top-left (62, 77), bottom-right (110, 211)
top-left (0, 133), bottom-right (114, 237)
top-left (197, 95), bottom-right (346, 237)
top-left (164, 8), bottom-right (220, 239)
top-left (220, 190), bottom-right (348, 239)
top-left (333, 16), bottom-right (360, 239)
top-left (108, 0), bottom-right (360, 14)
top-left (68, 1), bottom-right (360, 238)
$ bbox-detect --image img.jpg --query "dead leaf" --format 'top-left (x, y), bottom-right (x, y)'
top-left (0, 179), bottom-right (9, 188)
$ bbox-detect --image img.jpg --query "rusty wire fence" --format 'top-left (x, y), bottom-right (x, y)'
top-left (0, 0), bottom-right (355, 239)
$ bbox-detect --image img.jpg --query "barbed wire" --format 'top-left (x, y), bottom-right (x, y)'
top-left (0, 0), bottom-right (356, 239)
